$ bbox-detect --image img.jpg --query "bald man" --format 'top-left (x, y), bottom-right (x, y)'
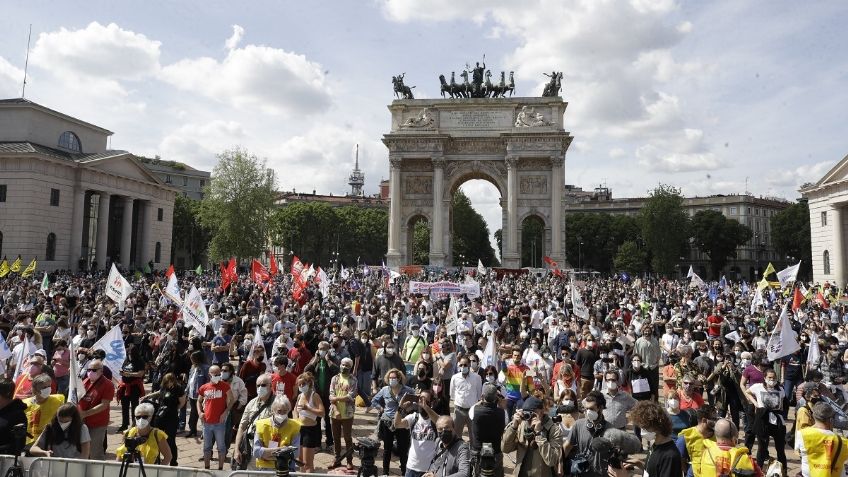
top-left (699, 419), bottom-right (761, 477)
top-left (198, 365), bottom-right (233, 470)
top-left (424, 416), bottom-right (470, 477)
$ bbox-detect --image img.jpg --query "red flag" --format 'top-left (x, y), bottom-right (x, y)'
top-left (291, 256), bottom-right (305, 285)
top-left (166, 264), bottom-right (175, 279)
top-left (816, 291), bottom-right (830, 309)
top-left (542, 256), bottom-right (562, 277)
top-left (792, 287), bottom-right (804, 312)
top-left (222, 258), bottom-right (237, 290)
top-left (251, 259), bottom-right (270, 285)
top-left (269, 251), bottom-right (279, 276)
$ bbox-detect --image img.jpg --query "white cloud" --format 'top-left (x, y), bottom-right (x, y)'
top-left (636, 128), bottom-right (727, 172)
top-left (160, 28), bottom-right (332, 116)
top-left (609, 148), bottom-right (626, 159)
top-left (766, 160), bottom-right (834, 189)
top-left (159, 121), bottom-right (247, 169)
top-left (225, 25), bottom-right (244, 50)
top-left (0, 56), bottom-right (24, 97)
top-left (30, 22), bottom-right (160, 80)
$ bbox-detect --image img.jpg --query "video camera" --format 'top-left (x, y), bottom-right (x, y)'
top-left (123, 434), bottom-right (148, 455)
top-left (354, 437), bottom-right (380, 477)
top-left (274, 445), bottom-right (298, 476)
top-left (588, 428), bottom-right (643, 471)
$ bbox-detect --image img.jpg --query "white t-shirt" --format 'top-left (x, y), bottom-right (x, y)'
top-left (747, 383), bottom-right (784, 411)
top-left (405, 413), bottom-right (437, 472)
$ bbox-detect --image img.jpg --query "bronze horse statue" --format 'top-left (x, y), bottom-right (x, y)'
top-left (439, 72), bottom-right (468, 98)
top-left (542, 71), bottom-right (562, 97)
top-left (392, 73), bottom-right (415, 99)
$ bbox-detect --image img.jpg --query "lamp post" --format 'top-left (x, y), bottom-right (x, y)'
top-left (577, 235), bottom-right (583, 271)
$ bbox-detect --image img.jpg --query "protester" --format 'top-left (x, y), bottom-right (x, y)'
top-left (29, 403), bottom-right (90, 459)
top-left (502, 394), bottom-right (562, 477)
top-left (252, 396), bottom-right (301, 471)
top-left (141, 372), bottom-right (186, 466)
top-left (610, 400), bottom-right (681, 477)
top-left (294, 371), bottom-right (324, 473)
top-left (328, 357), bottom-right (357, 470)
top-left (700, 419), bottom-right (761, 477)
top-left (423, 416), bottom-right (470, 477)
top-left (0, 378), bottom-right (27, 455)
top-left (197, 364), bottom-right (233, 470)
top-left (743, 367), bottom-right (787, 470)
top-left (78, 358), bottom-right (113, 460)
top-left (394, 390), bottom-right (439, 477)
top-left (677, 405), bottom-right (717, 477)
top-left (114, 402), bottom-right (172, 465)
top-left (233, 373), bottom-right (275, 470)
top-left (371, 368), bottom-right (414, 476)
top-left (795, 401), bottom-right (848, 477)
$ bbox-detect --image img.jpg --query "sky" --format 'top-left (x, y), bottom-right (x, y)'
top-left (1, 1), bottom-right (846, 253)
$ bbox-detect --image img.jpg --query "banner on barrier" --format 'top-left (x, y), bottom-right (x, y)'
top-left (408, 280), bottom-right (480, 298)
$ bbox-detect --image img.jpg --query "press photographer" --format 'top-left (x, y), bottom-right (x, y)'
top-left (502, 394), bottom-right (562, 477)
top-left (469, 383), bottom-right (507, 477)
top-left (562, 391), bottom-right (639, 477)
top-left (0, 379), bottom-right (27, 456)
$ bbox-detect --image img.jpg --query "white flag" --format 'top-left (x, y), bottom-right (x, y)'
top-left (482, 334), bottom-right (496, 368)
top-left (806, 332), bottom-right (821, 368)
top-left (750, 289), bottom-right (764, 314)
top-left (254, 325), bottom-right (264, 353)
top-left (477, 259), bottom-right (486, 276)
top-left (0, 332), bottom-right (12, 374)
top-left (776, 261), bottom-right (801, 289)
top-left (725, 331), bottom-right (741, 343)
top-left (571, 284), bottom-right (589, 320)
top-left (181, 286), bottom-right (210, 335)
top-left (689, 273), bottom-right (706, 290)
top-left (767, 303), bottom-right (801, 361)
top-left (40, 272), bottom-right (49, 295)
top-left (446, 296), bottom-right (459, 335)
top-left (105, 264), bottom-right (133, 310)
top-left (67, 339), bottom-right (86, 404)
top-left (686, 265), bottom-right (694, 278)
top-left (317, 267), bottom-right (329, 296)
top-left (12, 339), bottom-right (36, 380)
top-left (91, 325), bottom-right (127, 379)
top-left (305, 264), bottom-right (316, 280)
top-left (163, 273), bottom-right (183, 306)
top-left (340, 265), bottom-right (349, 280)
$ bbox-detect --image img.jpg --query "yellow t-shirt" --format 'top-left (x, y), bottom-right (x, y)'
top-left (115, 427), bottom-right (168, 464)
top-left (254, 417), bottom-right (301, 469)
top-left (24, 395), bottom-right (65, 445)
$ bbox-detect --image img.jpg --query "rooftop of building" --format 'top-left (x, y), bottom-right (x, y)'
top-left (137, 156), bottom-right (210, 176)
top-left (0, 141), bottom-right (129, 162)
top-left (0, 98), bottom-right (113, 135)
top-left (276, 190), bottom-right (388, 206)
top-left (564, 184), bottom-right (790, 206)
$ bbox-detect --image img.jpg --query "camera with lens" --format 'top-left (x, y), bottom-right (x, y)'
top-left (123, 434), bottom-right (148, 453)
top-left (354, 437), bottom-right (380, 477)
top-left (274, 445), bottom-right (298, 472)
top-left (478, 442), bottom-right (497, 477)
top-left (519, 410), bottom-right (533, 421)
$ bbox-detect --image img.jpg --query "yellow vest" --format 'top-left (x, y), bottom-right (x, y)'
top-left (700, 440), bottom-right (755, 477)
top-left (115, 427), bottom-right (168, 464)
top-left (798, 427), bottom-right (848, 477)
top-left (680, 426), bottom-right (715, 477)
top-left (24, 395), bottom-right (65, 445)
top-left (254, 417), bottom-right (302, 469)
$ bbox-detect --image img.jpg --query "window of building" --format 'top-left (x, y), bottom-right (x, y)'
top-left (0, 185), bottom-right (6, 202)
top-left (824, 250), bottom-right (831, 275)
top-left (57, 131), bottom-right (82, 153)
top-left (157, 208), bottom-right (163, 221)
top-left (747, 207), bottom-right (751, 214)
top-left (155, 242), bottom-right (161, 263)
top-left (46, 233), bottom-right (56, 261)
top-left (730, 207), bottom-right (737, 215)
top-left (755, 208), bottom-right (760, 216)
top-left (183, 176), bottom-right (188, 186)
top-left (50, 189), bottom-right (60, 206)
top-left (165, 174), bottom-right (172, 184)
top-left (200, 180), bottom-right (205, 188)
top-left (822, 211), bottom-right (828, 227)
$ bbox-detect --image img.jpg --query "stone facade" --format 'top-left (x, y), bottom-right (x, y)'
top-left (801, 153), bottom-right (848, 286)
top-left (0, 99), bottom-right (177, 272)
top-left (383, 97), bottom-right (573, 268)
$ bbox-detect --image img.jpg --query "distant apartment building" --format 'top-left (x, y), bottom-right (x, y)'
top-left (139, 157), bottom-right (210, 200)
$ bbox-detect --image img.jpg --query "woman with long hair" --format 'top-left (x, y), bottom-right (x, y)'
top-left (30, 403), bottom-right (91, 458)
top-left (141, 372), bottom-right (186, 465)
top-left (294, 372), bottom-right (324, 473)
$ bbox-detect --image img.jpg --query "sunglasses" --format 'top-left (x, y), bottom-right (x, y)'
top-left (87, 367), bottom-right (102, 371)
top-left (135, 415), bottom-right (150, 419)
top-left (257, 384), bottom-right (269, 388)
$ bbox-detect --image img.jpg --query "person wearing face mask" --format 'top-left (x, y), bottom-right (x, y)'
top-left (796, 401), bottom-right (848, 477)
top-left (327, 357), bottom-right (357, 470)
top-left (78, 358), bottom-right (114, 459)
top-left (114, 402), bottom-right (172, 465)
top-left (294, 372), bottom-right (325, 473)
top-left (422, 415), bottom-right (470, 477)
top-left (239, 344), bottom-right (268, 401)
top-left (50, 339), bottom-right (71, 397)
top-left (29, 402), bottom-right (90, 459)
top-left (699, 419), bottom-right (761, 477)
top-left (270, 355), bottom-right (297, 403)
top-left (232, 373), bottom-right (275, 470)
top-left (739, 349), bottom-right (767, 450)
top-left (185, 351), bottom-right (209, 439)
top-left (676, 405), bottom-right (717, 477)
top-left (252, 396), bottom-right (302, 470)
top-left (575, 336), bottom-right (598, 398)
top-left (403, 324), bottom-right (427, 366)
top-left (23, 374), bottom-right (65, 452)
top-left (634, 325), bottom-right (661, 400)
top-left (210, 324), bottom-right (232, 366)
top-left (116, 339), bottom-right (146, 433)
top-left (395, 389), bottom-right (439, 477)
top-left (371, 368), bottom-right (415, 476)
top-left (600, 371), bottom-right (636, 431)
top-left (450, 355), bottom-right (483, 443)
top-left (743, 368), bottom-right (787, 470)
top-left (221, 362), bottom-right (248, 451)
top-left (198, 365), bottom-right (234, 470)
top-left (503, 394), bottom-right (563, 477)
top-left (140, 373), bottom-right (185, 466)
top-left (348, 331), bottom-right (374, 404)
top-left (469, 383), bottom-right (507, 477)
top-left (303, 341), bottom-right (339, 451)
top-left (13, 353), bottom-right (53, 400)
top-left (287, 335), bottom-right (313, 377)
top-left (409, 361), bottom-right (434, 393)
top-left (372, 340), bottom-right (405, 397)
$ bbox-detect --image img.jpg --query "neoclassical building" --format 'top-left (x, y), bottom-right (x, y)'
top-left (0, 98), bottom-right (176, 272)
top-left (801, 153), bottom-right (848, 286)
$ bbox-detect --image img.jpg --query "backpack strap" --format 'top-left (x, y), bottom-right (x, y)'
top-left (831, 435), bottom-right (844, 472)
top-left (729, 452), bottom-right (746, 472)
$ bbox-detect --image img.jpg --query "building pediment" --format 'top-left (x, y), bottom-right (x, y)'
top-left (83, 154), bottom-right (167, 187)
top-left (811, 153), bottom-right (848, 188)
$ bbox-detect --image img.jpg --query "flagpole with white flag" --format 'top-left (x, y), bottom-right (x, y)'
top-left (67, 339), bottom-right (86, 404)
top-left (477, 260), bottom-right (486, 276)
top-left (806, 332), bottom-right (821, 368)
top-left (776, 261), bottom-right (802, 289)
top-left (91, 325), bottom-right (127, 379)
top-left (40, 272), bottom-right (49, 295)
top-left (687, 265), bottom-right (694, 279)
top-left (767, 303), bottom-right (801, 361)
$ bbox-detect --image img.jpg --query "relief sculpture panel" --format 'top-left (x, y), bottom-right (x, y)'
top-left (405, 176), bottom-right (433, 195)
top-left (520, 175), bottom-right (548, 195)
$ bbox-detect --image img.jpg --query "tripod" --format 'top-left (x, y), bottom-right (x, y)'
top-left (3, 454), bottom-right (23, 477)
top-left (118, 448), bottom-right (147, 477)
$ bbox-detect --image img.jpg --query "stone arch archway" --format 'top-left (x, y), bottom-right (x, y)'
top-left (383, 97), bottom-right (573, 268)
top-left (404, 213), bottom-right (431, 265)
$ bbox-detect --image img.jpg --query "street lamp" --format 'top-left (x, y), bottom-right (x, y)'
top-left (576, 235), bottom-right (583, 271)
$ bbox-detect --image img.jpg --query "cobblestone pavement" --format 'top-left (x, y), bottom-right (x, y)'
top-left (102, 386), bottom-right (805, 476)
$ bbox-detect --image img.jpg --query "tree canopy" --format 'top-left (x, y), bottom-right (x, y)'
top-left (172, 194), bottom-right (211, 268)
top-left (199, 147), bottom-right (276, 261)
top-left (771, 200), bottom-right (812, 279)
top-left (690, 209), bottom-right (752, 278)
top-left (451, 190), bottom-right (498, 266)
top-left (565, 213), bottom-right (641, 272)
top-left (639, 184), bottom-right (690, 277)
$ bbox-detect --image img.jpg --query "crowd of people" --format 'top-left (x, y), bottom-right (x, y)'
top-left (1, 264), bottom-right (848, 477)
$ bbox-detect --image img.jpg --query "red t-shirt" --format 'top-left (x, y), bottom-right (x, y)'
top-left (79, 376), bottom-right (115, 428)
top-left (271, 371), bottom-right (297, 402)
top-left (199, 381), bottom-right (231, 424)
top-left (238, 359), bottom-right (267, 399)
top-left (677, 388), bottom-right (704, 411)
top-left (287, 346), bottom-right (312, 376)
top-left (707, 315), bottom-right (723, 337)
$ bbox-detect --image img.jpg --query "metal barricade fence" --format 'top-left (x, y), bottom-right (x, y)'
top-left (28, 456), bottom-right (217, 477)
top-left (227, 472), bottom-right (341, 477)
top-left (0, 455), bottom-right (21, 476)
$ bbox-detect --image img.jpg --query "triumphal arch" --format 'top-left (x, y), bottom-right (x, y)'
top-left (383, 70), bottom-right (573, 268)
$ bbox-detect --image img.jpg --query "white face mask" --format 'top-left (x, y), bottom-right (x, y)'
top-left (298, 384), bottom-right (310, 394)
top-left (486, 375), bottom-right (496, 383)
top-left (273, 414), bottom-right (287, 427)
top-left (39, 388), bottom-right (51, 399)
top-left (257, 386), bottom-right (270, 398)
top-left (606, 382), bottom-right (618, 392)
top-left (59, 421), bottom-right (72, 431)
top-left (667, 399), bottom-right (680, 411)
top-left (389, 378), bottom-right (399, 387)
top-left (210, 375), bottom-right (221, 384)
top-left (136, 418), bottom-right (150, 430)
top-left (585, 409), bottom-right (599, 421)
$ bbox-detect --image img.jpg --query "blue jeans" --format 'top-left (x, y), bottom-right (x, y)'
top-left (202, 422), bottom-right (227, 455)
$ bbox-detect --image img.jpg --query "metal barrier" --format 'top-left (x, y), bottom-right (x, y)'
top-left (227, 472), bottom-right (341, 477)
top-left (28, 456), bottom-right (217, 477)
top-left (0, 455), bottom-right (22, 476)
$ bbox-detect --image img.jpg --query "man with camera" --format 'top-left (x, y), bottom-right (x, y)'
top-left (0, 379), bottom-right (27, 456)
top-left (469, 383), bottom-right (507, 477)
top-left (502, 395), bottom-right (562, 477)
top-left (423, 416), bottom-right (470, 477)
top-left (394, 390), bottom-right (439, 477)
top-left (795, 401), bottom-right (848, 477)
top-left (562, 391), bottom-right (612, 477)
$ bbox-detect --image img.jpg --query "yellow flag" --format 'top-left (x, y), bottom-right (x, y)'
top-left (9, 257), bottom-right (21, 273)
top-left (0, 260), bottom-right (8, 278)
top-left (757, 277), bottom-right (770, 291)
top-left (21, 259), bottom-right (37, 278)
top-left (762, 262), bottom-right (776, 279)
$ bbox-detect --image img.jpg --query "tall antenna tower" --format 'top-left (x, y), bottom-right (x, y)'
top-left (348, 144), bottom-right (365, 196)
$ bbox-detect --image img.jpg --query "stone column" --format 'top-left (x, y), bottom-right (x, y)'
top-left (430, 157), bottom-right (446, 266)
top-left (550, 156), bottom-right (564, 264)
top-left (69, 188), bottom-right (86, 271)
top-left (121, 198), bottom-right (134, 269)
top-left (503, 156), bottom-right (520, 268)
top-left (95, 192), bottom-right (111, 270)
top-left (386, 157), bottom-right (403, 268)
top-left (833, 206), bottom-right (845, 287)
top-left (140, 201), bottom-right (153, 266)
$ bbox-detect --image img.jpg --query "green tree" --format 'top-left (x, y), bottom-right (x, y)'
top-left (171, 194), bottom-right (211, 268)
top-left (565, 213), bottom-right (641, 272)
top-left (613, 240), bottom-right (648, 274)
top-left (412, 220), bottom-right (431, 265)
top-left (270, 202), bottom-right (338, 264)
top-left (494, 229), bottom-right (503, 259)
top-left (199, 147), bottom-right (276, 261)
top-left (639, 185), bottom-right (690, 277)
top-left (771, 200), bottom-right (812, 279)
top-left (521, 216), bottom-right (545, 267)
top-left (451, 190), bottom-right (498, 266)
top-left (690, 210), bottom-right (753, 278)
